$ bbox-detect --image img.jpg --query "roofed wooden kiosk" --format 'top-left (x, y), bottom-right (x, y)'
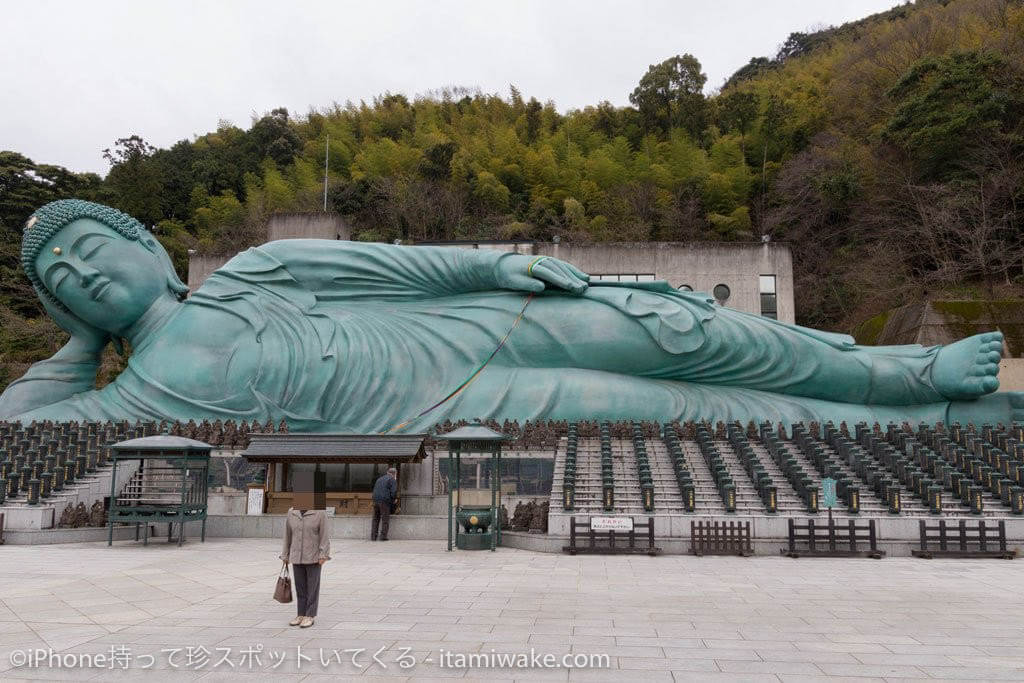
top-left (242, 433), bottom-right (426, 514)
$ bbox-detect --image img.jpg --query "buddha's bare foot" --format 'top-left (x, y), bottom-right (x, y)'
top-left (948, 391), bottom-right (1024, 427)
top-left (931, 332), bottom-right (1003, 400)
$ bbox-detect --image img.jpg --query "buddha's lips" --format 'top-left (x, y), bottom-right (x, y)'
top-left (90, 279), bottom-right (111, 300)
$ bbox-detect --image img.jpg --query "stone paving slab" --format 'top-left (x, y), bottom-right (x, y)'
top-left (0, 538), bottom-right (1022, 681)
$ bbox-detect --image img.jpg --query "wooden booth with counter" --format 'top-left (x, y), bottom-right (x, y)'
top-left (242, 433), bottom-right (427, 514)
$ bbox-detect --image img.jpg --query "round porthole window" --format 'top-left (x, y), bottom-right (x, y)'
top-left (713, 284), bottom-right (731, 302)
top-left (678, 284), bottom-right (693, 291)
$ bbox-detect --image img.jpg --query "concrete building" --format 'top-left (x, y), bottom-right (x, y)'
top-left (186, 212), bottom-right (348, 291)
top-left (266, 212), bottom-right (349, 242)
top-left (189, 232), bottom-right (794, 323)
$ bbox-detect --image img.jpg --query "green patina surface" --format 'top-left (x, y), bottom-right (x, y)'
top-left (0, 200), bottom-right (1020, 430)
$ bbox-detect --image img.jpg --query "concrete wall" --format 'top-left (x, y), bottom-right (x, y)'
top-left (187, 254), bottom-right (230, 292)
top-left (399, 456), bottom-right (434, 496)
top-left (267, 213), bottom-right (349, 242)
top-left (999, 359), bottom-right (1024, 391)
top-left (208, 488), bottom-right (247, 515)
top-left (9, 512), bottom-right (1019, 556)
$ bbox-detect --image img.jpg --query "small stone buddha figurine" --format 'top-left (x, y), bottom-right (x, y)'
top-left (1, 199), bottom-right (1020, 430)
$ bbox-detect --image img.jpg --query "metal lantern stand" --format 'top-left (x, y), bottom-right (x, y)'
top-left (436, 423), bottom-right (508, 552)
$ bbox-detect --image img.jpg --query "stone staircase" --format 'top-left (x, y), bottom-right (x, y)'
top-left (0, 460), bottom-right (138, 530)
top-left (642, 440), bottom-right (685, 512)
top-left (544, 422), bottom-right (1021, 521)
top-left (551, 438), bottom-right (647, 514)
top-left (704, 440), bottom-right (766, 513)
top-left (731, 440), bottom-right (808, 515)
top-left (770, 437), bottom-right (891, 516)
top-left (675, 442), bottom-right (728, 514)
top-left (774, 431), bottom-right (1009, 517)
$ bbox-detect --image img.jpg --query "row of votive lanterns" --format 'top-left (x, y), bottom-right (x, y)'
top-left (0, 421), bottom-right (150, 505)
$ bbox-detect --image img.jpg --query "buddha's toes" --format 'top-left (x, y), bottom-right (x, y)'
top-left (932, 331), bottom-right (1004, 400)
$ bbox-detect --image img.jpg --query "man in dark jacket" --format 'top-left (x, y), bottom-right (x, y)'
top-left (371, 467), bottom-right (397, 541)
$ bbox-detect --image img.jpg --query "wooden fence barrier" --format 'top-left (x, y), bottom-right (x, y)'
top-left (912, 519), bottom-right (1016, 559)
top-left (783, 517), bottom-right (884, 558)
top-left (690, 520), bottom-right (752, 556)
top-left (563, 516), bottom-right (661, 556)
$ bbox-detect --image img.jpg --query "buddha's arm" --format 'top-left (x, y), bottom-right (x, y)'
top-left (253, 240), bottom-right (574, 300)
top-left (1, 369), bottom-right (157, 423)
top-left (6, 392), bottom-right (117, 423)
top-left (0, 342), bottom-right (101, 419)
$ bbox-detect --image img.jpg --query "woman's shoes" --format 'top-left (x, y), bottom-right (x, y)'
top-left (299, 617), bottom-right (315, 628)
top-left (289, 615), bottom-right (304, 626)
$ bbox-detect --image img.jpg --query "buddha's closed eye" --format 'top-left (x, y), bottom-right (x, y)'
top-left (75, 234), bottom-right (110, 260)
top-left (52, 270), bottom-right (70, 291)
top-left (81, 240), bottom-right (107, 260)
top-left (42, 263), bottom-right (72, 293)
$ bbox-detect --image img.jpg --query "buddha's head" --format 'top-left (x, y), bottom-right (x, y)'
top-left (22, 200), bottom-right (188, 335)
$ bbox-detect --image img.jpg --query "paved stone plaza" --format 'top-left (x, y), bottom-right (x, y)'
top-left (0, 539), bottom-right (1023, 681)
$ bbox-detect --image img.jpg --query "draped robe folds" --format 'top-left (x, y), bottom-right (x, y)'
top-left (0, 240), bottom-right (951, 429)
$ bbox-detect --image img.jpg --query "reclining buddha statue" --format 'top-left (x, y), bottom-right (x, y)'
top-left (1, 199), bottom-right (1019, 431)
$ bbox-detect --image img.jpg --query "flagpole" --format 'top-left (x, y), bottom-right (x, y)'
top-left (323, 133), bottom-right (329, 211)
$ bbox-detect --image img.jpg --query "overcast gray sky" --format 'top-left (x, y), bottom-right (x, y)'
top-left (3, 0), bottom-right (901, 175)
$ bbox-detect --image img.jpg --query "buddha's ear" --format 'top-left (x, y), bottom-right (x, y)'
top-left (138, 227), bottom-right (189, 300)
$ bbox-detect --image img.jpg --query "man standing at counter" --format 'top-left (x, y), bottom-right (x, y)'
top-left (371, 467), bottom-right (397, 541)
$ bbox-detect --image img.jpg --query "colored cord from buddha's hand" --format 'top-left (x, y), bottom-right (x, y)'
top-left (527, 256), bottom-right (549, 277)
top-left (382, 293), bottom-right (535, 434)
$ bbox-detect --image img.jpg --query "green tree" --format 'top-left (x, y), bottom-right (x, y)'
top-left (723, 57), bottom-right (775, 90)
top-left (419, 142), bottom-right (457, 180)
top-left (717, 91), bottom-right (759, 156)
top-left (524, 97), bottom-right (543, 143)
top-left (629, 54), bottom-right (708, 138)
top-left (882, 51), bottom-right (1024, 179)
top-left (103, 135), bottom-right (163, 225)
top-left (248, 108), bottom-right (302, 167)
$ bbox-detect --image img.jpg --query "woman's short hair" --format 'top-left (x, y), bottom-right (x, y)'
top-left (21, 199), bottom-right (188, 310)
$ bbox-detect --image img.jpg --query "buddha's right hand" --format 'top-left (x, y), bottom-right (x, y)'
top-left (43, 297), bottom-right (110, 356)
top-left (493, 254), bottom-right (590, 295)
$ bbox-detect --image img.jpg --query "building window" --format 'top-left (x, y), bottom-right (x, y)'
top-left (760, 274), bottom-right (777, 319)
top-left (713, 284), bottom-right (731, 303)
top-left (285, 463), bottom-right (385, 493)
top-left (678, 284), bottom-right (693, 291)
top-left (591, 273), bottom-right (656, 283)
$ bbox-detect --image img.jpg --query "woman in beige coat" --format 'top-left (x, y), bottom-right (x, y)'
top-left (280, 508), bottom-right (331, 627)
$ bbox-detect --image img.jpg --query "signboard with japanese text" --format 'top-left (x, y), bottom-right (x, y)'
top-left (590, 516), bottom-right (634, 532)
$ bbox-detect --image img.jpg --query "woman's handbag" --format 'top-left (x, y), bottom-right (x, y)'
top-left (274, 563), bottom-right (292, 603)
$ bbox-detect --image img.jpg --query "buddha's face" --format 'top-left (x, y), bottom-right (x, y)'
top-left (34, 218), bottom-right (166, 334)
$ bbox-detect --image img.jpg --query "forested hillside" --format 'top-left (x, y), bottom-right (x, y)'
top-left (3, 0), bottom-right (1024, 392)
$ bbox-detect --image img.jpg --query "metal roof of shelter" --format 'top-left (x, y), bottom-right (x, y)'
top-left (110, 435), bottom-right (213, 458)
top-left (435, 423), bottom-right (510, 453)
top-left (435, 424), bottom-right (509, 442)
top-left (241, 433), bottom-right (427, 464)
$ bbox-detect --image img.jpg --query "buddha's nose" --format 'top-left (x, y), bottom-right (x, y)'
top-left (80, 266), bottom-right (100, 288)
